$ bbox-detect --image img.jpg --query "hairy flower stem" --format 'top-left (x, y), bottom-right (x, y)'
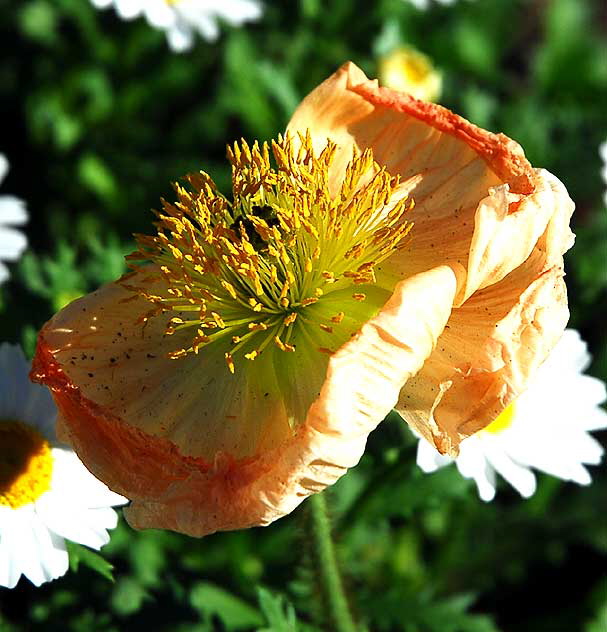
top-left (308, 492), bottom-right (357, 632)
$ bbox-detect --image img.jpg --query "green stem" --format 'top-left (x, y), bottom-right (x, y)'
top-left (308, 492), bottom-right (357, 632)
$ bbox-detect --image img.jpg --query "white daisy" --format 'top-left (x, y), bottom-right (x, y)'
top-left (600, 140), bottom-right (607, 207)
top-left (416, 330), bottom-right (607, 501)
top-left (91, 0), bottom-right (263, 52)
top-left (0, 344), bottom-right (127, 588)
top-left (0, 154), bottom-right (28, 286)
top-left (403, 0), bottom-right (460, 10)
top-left (378, 47), bottom-right (443, 103)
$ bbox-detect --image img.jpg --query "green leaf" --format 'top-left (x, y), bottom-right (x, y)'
top-left (78, 153), bottom-right (117, 201)
top-left (190, 582), bottom-right (263, 630)
top-left (67, 541), bottom-right (115, 582)
top-left (586, 603), bottom-right (607, 632)
top-left (257, 587), bottom-right (298, 632)
top-left (19, 0), bottom-right (58, 46)
top-left (110, 577), bottom-right (150, 616)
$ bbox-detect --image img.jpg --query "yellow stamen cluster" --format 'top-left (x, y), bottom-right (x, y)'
top-left (0, 420), bottom-right (53, 509)
top-left (126, 132), bottom-right (413, 372)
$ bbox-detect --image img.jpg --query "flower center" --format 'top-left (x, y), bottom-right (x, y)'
top-left (126, 132), bottom-right (413, 372)
top-left (482, 401), bottom-right (516, 435)
top-left (0, 420), bottom-right (53, 509)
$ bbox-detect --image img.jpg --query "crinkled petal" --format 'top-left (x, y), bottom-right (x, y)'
top-left (396, 173), bottom-right (572, 453)
top-left (287, 63), bottom-right (568, 304)
top-left (33, 265), bottom-right (458, 536)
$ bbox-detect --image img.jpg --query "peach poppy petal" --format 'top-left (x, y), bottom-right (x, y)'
top-left (126, 264), bottom-right (460, 533)
top-left (33, 265), bottom-right (459, 536)
top-left (31, 271), bottom-right (299, 463)
top-left (461, 169), bottom-right (574, 304)
top-left (397, 247), bottom-right (569, 455)
top-left (288, 62), bottom-right (559, 303)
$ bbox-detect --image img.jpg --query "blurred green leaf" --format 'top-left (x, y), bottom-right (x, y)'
top-left (19, 0), bottom-right (58, 46)
top-left (257, 587), bottom-right (298, 631)
top-left (78, 153), bottom-right (117, 200)
top-left (110, 577), bottom-right (150, 616)
top-left (67, 541), bottom-right (115, 582)
top-left (190, 582), bottom-right (264, 630)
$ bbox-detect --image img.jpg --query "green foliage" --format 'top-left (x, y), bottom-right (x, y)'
top-left (190, 582), bottom-right (264, 630)
top-left (66, 542), bottom-right (115, 582)
top-left (0, 0), bottom-right (606, 630)
top-left (257, 587), bottom-right (300, 632)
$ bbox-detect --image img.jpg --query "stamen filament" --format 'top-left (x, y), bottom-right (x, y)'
top-left (126, 132), bottom-right (413, 371)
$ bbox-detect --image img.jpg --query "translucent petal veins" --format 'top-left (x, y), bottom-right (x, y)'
top-left (125, 133), bottom-right (414, 370)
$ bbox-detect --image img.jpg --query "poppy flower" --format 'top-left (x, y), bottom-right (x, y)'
top-left (32, 63), bottom-right (574, 536)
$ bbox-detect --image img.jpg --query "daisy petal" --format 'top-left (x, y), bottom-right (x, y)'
top-left (167, 23), bottom-right (195, 51)
top-left (0, 196), bottom-right (28, 225)
top-left (0, 226), bottom-right (27, 260)
top-left (416, 438), bottom-right (452, 473)
top-left (482, 441), bottom-right (536, 499)
top-left (36, 498), bottom-right (115, 550)
top-left (1, 508), bottom-right (67, 587)
top-left (455, 441), bottom-right (497, 502)
top-left (113, 0), bottom-right (144, 20)
top-left (0, 343), bottom-right (57, 441)
top-left (0, 154), bottom-right (8, 183)
top-left (49, 448), bottom-right (127, 508)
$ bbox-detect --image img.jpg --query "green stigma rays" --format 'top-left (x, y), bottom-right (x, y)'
top-left (125, 132), bottom-right (414, 372)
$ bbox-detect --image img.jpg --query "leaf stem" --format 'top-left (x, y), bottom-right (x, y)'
top-left (308, 492), bottom-right (357, 632)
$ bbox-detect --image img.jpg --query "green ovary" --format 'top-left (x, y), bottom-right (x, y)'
top-left (198, 283), bottom-right (391, 435)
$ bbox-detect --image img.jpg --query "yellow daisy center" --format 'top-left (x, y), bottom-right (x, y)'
top-left (126, 132), bottom-right (413, 373)
top-left (483, 401), bottom-right (516, 435)
top-left (0, 420), bottom-right (53, 509)
top-left (379, 47), bottom-right (442, 102)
